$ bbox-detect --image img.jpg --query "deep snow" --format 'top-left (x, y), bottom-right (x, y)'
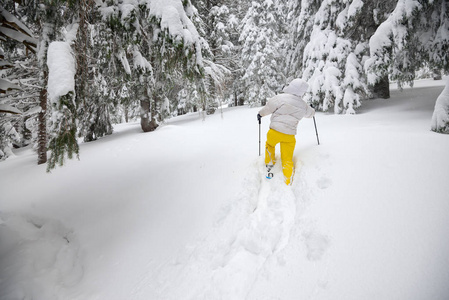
top-left (1, 79), bottom-right (449, 300)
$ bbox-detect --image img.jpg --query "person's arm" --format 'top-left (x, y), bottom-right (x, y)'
top-left (304, 104), bottom-right (315, 118)
top-left (258, 97), bottom-right (278, 117)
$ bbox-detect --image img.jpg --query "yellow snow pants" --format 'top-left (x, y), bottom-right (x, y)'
top-left (265, 129), bottom-right (296, 185)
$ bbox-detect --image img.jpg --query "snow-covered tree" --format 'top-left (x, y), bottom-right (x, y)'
top-left (287, 0), bottom-right (404, 113)
top-left (97, 0), bottom-right (207, 132)
top-left (365, 0), bottom-right (423, 90)
top-left (73, 0), bottom-right (114, 143)
top-left (365, 0), bottom-right (449, 129)
top-left (416, 0), bottom-right (449, 132)
top-left (285, 0), bottom-right (320, 80)
top-left (366, 0), bottom-right (449, 88)
top-left (239, 0), bottom-right (286, 106)
top-left (191, 1), bottom-right (248, 107)
top-left (300, 0), bottom-right (368, 113)
top-left (75, 4), bottom-right (117, 143)
top-left (35, 0), bottom-right (85, 171)
top-left (45, 41), bottom-right (78, 171)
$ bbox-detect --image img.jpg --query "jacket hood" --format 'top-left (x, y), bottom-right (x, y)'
top-left (283, 79), bottom-right (309, 97)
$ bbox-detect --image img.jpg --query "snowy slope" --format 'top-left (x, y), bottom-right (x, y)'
top-left (1, 79), bottom-right (449, 300)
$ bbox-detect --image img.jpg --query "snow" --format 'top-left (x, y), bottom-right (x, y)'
top-left (1, 79), bottom-right (449, 299)
top-left (347, 0), bottom-right (364, 19)
top-left (64, 23), bottom-right (79, 44)
top-left (116, 49), bottom-right (131, 75)
top-left (132, 47), bottom-right (152, 73)
top-left (46, 42), bottom-right (76, 104)
top-left (431, 78), bottom-right (449, 133)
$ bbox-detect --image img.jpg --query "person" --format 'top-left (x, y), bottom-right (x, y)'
top-left (257, 78), bottom-right (315, 185)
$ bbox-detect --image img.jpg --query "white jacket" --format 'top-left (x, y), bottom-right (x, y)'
top-left (259, 79), bottom-right (315, 135)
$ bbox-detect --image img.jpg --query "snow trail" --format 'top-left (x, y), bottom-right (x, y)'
top-left (151, 157), bottom-right (304, 299)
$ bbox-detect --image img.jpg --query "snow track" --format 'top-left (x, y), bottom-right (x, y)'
top-left (0, 213), bottom-right (83, 300)
top-left (150, 156), bottom-right (328, 300)
top-left (2, 82), bottom-right (449, 299)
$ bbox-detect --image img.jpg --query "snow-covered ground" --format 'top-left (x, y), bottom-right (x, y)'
top-left (1, 78), bottom-right (449, 300)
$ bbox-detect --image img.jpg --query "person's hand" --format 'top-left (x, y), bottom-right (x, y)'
top-left (257, 114), bottom-right (262, 122)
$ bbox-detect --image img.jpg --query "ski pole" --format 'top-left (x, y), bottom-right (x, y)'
top-left (258, 117), bottom-right (261, 156)
top-left (313, 116), bottom-right (320, 145)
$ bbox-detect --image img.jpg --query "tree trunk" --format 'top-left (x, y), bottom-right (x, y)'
top-left (37, 83), bottom-right (47, 165)
top-left (140, 100), bottom-right (158, 132)
top-left (234, 90), bottom-right (238, 107)
top-left (75, 0), bottom-right (91, 107)
top-left (372, 75), bottom-right (390, 99)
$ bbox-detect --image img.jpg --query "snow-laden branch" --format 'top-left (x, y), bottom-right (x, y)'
top-left (204, 59), bottom-right (231, 93)
top-left (97, 0), bottom-right (205, 69)
top-left (0, 104), bottom-right (22, 114)
top-left (0, 5), bottom-right (37, 52)
top-left (0, 78), bottom-right (21, 93)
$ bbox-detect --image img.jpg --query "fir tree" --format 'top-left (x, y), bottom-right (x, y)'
top-left (239, 0), bottom-right (286, 106)
top-left (365, 0), bottom-right (449, 131)
top-left (97, 0), bottom-right (207, 132)
top-left (285, 0), bottom-right (321, 80)
top-left (288, 0), bottom-right (397, 113)
top-left (300, 0), bottom-right (367, 113)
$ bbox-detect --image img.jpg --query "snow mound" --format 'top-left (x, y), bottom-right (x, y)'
top-left (46, 41), bottom-right (76, 104)
top-left (0, 213), bottom-right (83, 300)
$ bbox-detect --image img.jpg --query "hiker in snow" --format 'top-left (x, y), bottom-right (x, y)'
top-left (257, 78), bottom-right (315, 185)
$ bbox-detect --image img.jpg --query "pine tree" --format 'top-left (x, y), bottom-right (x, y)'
top-left (97, 0), bottom-right (207, 132)
top-left (365, 0), bottom-right (422, 90)
top-left (285, 0), bottom-right (321, 80)
top-left (75, 3), bottom-right (117, 143)
top-left (363, 0), bottom-right (449, 131)
top-left (288, 0), bottom-right (397, 113)
top-left (74, 0), bottom-right (114, 143)
top-left (239, 0), bottom-right (286, 106)
top-left (192, 0), bottom-right (240, 107)
top-left (300, 0), bottom-right (367, 113)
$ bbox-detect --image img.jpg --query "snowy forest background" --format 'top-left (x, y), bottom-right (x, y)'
top-left (1, 0), bottom-right (448, 169)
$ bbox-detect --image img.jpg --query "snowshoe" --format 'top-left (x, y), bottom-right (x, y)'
top-left (266, 164), bottom-right (274, 179)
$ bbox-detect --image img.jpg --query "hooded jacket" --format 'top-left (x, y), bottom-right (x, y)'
top-left (258, 79), bottom-right (315, 135)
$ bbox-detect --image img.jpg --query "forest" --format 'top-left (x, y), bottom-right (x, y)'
top-left (1, 0), bottom-right (448, 170)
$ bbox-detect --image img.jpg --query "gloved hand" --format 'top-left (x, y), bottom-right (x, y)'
top-left (257, 113), bottom-right (262, 123)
